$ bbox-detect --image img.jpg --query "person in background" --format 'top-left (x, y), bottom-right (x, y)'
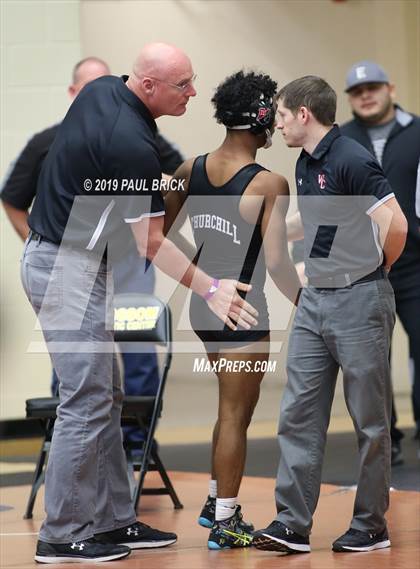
top-left (341, 60), bottom-right (420, 462)
top-left (1, 57), bottom-right (110, 242)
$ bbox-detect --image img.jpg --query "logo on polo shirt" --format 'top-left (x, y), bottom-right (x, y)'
top-left (297, 178), bottom-right (303, 186)
top-left (318, 173), bottom-right (326, 189)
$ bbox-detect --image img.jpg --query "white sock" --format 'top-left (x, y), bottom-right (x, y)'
top-left (216, 497), bottom-right (237, 521)
top-left (209, 479), bottom-right (217, 499)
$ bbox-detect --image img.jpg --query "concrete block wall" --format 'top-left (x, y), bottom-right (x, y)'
top-left (0, 0), bottom-right (81, 419)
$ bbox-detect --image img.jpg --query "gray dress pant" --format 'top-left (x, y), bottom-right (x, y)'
top-left (21, 238), bottom-right (137, 543)
top-left (275, 277), bottom-right (395, 535)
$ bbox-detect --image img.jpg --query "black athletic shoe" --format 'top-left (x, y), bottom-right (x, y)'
top-left (95, 521), bottom-right (177, 549)
top-left (198, 496), bottom-right (216, 528)
top-left (198, 496), bottom-right (254, 531)
top-left (391, 441), bottom-right (404, 466)
top-left (253, 520), bottom-right (310, 553)
top-left (207, 510), bottom-right (254, 549)
top-left (332, 527), bottom-right (391, 552)
top-left (35, 538), bottom-right (130, 564)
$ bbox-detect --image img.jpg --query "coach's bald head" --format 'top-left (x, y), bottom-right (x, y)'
top-left (127, 42), bottom-right (196, 118)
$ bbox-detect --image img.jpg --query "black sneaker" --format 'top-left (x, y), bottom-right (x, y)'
top-left (332, 527), bottom-right (391, 552)
top-left (35, 537), bottom-right (130, 563)
top-left (198, 496), bottom-right (254, 531)
top-left (95, 521), bottom-right (177, 549)
top-left (253, 520), bottom-right (310, 553)
top-left (391, 441), bottom-right (404, 466)
top-left (207, 510), bottom-right (254, 550)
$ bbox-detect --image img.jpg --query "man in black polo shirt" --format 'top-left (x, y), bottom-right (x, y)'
top-left (341, 61), bottom-right (420, 462)
top-left (0, 55), bottom-right (183, 242)
top-left (0, 56), bottom-right (184, 452)
top-left (22, 43), bottom-right (257, 564)
top-left (254, 76), bottom-right (407, 554)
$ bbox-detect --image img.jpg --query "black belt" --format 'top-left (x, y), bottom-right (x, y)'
top-left (28, 231), bottom-right (58, 245)
top-left (308, 266), bottom-right (385, 289)
top-left (28, 231), bottom-right (107, 261)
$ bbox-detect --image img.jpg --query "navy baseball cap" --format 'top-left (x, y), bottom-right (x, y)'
top-left (345, 60), bottom-right (389, 92)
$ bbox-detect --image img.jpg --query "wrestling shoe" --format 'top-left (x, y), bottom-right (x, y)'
top-left (198, 496), bottom-right (254, 531)
top-left (35, 538), bottom-right (130, 563)
top-left (95, 521), bottom-right (177, 549)
top-left (253, 520), bottom-right (310, 553)
top-left (207, 510), bottom-right (254, 549)
top-left (332, 527), bottom-right (390, 552)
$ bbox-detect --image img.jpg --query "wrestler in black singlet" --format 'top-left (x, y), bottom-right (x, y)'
top-left (187, 154), bottom-right (270, 348)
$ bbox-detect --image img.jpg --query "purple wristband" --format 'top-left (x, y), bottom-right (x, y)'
top-left (203, 278), bottom-right (220, 301)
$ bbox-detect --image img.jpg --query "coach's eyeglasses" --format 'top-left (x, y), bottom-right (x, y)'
top-left (149, 74), bottom-right (197, 91)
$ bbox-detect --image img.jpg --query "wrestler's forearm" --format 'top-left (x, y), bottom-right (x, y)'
top-left (268, 258), bottom-right (302, 305)
top-left (144, 236), bottom-right (211, 296)
top-left (167, 230), bottom-right (197, 260)
top-left (286, 211), bottom-right (304, 242)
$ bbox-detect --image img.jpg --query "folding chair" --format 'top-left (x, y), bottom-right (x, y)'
top-left (24, 398), bottom-right (58, 519)
top-left (115, 293), bottom-right (183, 511)
top-left (24, 293), bottom-right (182, 519)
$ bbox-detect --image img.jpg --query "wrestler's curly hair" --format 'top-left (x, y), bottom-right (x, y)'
top-left (211, 70), bottom-right (277, 128)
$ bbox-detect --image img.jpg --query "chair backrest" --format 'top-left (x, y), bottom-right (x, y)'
top-left (113, 293), bottom-right (171, 346)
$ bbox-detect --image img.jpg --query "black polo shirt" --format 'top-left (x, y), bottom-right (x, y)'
top-left (28, 75), bottom-right (164, 256)
top-left (0, 125), bottom-right (58, 209)
top-left (297, 125), bottom-right (394, 279)
top-left (0, 126), bottom-right (182, 211)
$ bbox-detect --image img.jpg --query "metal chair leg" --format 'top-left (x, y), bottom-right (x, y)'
top-left (23, 445), bottom-right (48, 519)
top-left (151, 446), bottom-right (183, 509)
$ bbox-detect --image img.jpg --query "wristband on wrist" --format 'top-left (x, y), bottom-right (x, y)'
top-left (203, 278), bottom-right (220, 301)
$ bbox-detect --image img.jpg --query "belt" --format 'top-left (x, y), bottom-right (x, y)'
top-left (28, 230), bottom-right (107, 262)
top-left (308, 266), bottom-right (385, 289)
top-left (28, 231), bottom-right (58, 245)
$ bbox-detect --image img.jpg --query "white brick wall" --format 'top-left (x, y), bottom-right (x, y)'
top-left (0, 0), bottom-right (81, 170)
top-left (0, 0), bottom-right (81, 419)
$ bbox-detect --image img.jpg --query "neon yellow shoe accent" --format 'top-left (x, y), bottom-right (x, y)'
top-left (222, 529), bottom-right (253, 546)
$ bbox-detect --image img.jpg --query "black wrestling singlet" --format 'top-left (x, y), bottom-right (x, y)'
top-left (187, 154), bottom-right (270, 347)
